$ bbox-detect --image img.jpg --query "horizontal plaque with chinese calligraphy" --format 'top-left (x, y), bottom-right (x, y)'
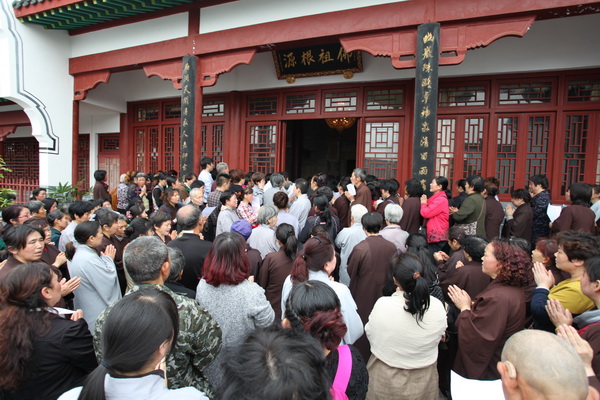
top-left (272, 43), bottom-right (362, 80)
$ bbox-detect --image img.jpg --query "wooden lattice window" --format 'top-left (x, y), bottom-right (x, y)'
top-left (148, 127), bottom-right (159, 173)
top-left (99, 135), bottom-right (119, 152)
top-left (363, 121), bottom-right (399, 179)
top-left (526, 115), bottom-right (551, 180)
top-left (285, 94), bottom-right (316, 114)
top-left (163, 103), bottom-right (181, 119)
top-left (463, 117), bottom-right (485, 178)
top-left (201, 124), bottom-right (224, 164)
top-left (567, 79), bottom-right (600, 102)
top-left (499, 82), bottom-right (553, 105)
top-left (439, 86), bottom-right (486, 107)
top-left (496, 116), bottom-right (519, 193)
top-left (435, 118), bottom-right (456, 186)
top-left (163, 126), bottom-right (180, 172)
top-left (365, 89), bottom-right (403, 111)
top-left (249, 96), bottom-right (278, 116)
top-left (248, 124), bottom-right (277, 173)
top-left (202, 100), bottom-right (225, 117)
top-left (562, 114), bottom-right (588, 195)
top-left (78, 134), bottom-right (90, 190)
top-left (324, 91), bottom-right (357, 112)
top-left (135, 104), bottom-right (159, 121)
top-left (2, 138), bottom-right (39, 202)
top-left (135, 128), bottom-right (145, 171)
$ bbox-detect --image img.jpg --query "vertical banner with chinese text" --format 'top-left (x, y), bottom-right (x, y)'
top-left (180, 56), bottom-right (196, 176)
top-left (412, 23), bottom-right (440, 193)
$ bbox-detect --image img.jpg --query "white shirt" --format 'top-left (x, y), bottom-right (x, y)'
top-left (198, 170), bottom-right (213, 203)
top-left (334, 223), bottom-right (367, 286)
top-left (289, 194), bottom-right (311, 231)
top-left (366, 292), bottom-right (447, 369)
top-left (281, 270), bottom-right (364, 345)
top-left (59, 372), bottom-right (207, 400)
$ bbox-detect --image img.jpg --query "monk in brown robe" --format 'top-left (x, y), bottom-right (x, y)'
top-left (503, 189), bottom-right (533, 243)
top-left (348, 211), bottom-right (397, 360)
top-left (483, 183), bottom-right (504, 241)
top-left (440, 236), bottom-right (490, 303)
top-left (344, 168), bottom-right (372, 226)
top-left (448, 238), bottom-right (530, 380)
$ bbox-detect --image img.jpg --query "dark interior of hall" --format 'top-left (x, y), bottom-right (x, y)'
top-left (285, 119), bottom-right (357, 181)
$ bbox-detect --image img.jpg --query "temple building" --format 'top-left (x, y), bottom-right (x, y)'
top-left (0, 0), bottom-right (599, 202)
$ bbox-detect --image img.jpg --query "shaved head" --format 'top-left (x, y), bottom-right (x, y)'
top-left (500, 330), bottom-right (588, 400)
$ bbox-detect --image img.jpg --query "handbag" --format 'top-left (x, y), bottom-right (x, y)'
top-left (455, 197), bottom-right (485, 236)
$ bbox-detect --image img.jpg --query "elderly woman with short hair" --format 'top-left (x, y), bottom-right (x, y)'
top-left (247, 205), bottom-right (279, 259)
top-left (380, 204), bottom-right (409, 253)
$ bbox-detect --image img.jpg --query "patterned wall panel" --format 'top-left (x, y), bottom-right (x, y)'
top-left (363, 121), bottom-right (399, 179)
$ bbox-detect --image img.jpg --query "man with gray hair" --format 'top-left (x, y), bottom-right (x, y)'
top-left (93, 236), bottom-right (222, 397)
top-left (380, 204), bottom-right (409, 253)
top-left (344, 168), bottom-right (372, 221)
top-left (211, 162), bottom-right (229, 192)
top-left (263, 173), bottom-right (285, 207)
top-left (165, 246), bottom-right (196, 299)
top-left (168, 205), bottom-right (212, 290)
top-left (335, 204), bottom-right (369, 286)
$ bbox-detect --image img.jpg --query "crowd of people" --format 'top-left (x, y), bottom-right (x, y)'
top-left (1, 157), bottom-right (600, 399)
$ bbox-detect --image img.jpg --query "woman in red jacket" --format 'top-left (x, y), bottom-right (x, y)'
top-left (420, 176), bottom-right (450, 254)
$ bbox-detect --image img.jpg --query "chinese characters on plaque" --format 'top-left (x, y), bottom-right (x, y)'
top-left (412, 23), bottom-right (440, 192)
top-left (180, 56), bottom-right (196, 175)
top-left (273, 43), bottom-right (362, 82)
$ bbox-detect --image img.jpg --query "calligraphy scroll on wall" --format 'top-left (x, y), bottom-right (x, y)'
top-left (412, 23), bottom-right (440, 193)
top-left (180, 56), bottom-right (196, 175)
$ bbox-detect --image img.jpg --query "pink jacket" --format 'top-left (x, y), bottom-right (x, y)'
top-left (420, 191), bottom-right (449, 243)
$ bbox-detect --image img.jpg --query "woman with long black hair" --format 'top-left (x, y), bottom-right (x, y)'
top-left (366, 253), bottom-right (447, 400)
top-left (257, 223), bottom-right (298, 320)
top-left (59, 287), bottom-right (207, 399)
top-left (0, 262), bottom-right (96, 400)
top-left (299, 195), bottom-right (340, 243)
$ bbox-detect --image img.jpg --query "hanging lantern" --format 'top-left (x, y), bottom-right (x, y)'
top-left (325, 117), bottom-right (357, 133)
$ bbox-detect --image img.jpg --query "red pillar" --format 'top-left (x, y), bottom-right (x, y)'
top-left (72, 100), bottom-right (80, 188)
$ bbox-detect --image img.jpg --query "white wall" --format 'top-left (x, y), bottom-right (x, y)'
top-left (84, 13), bottom-right (600, 107)
top-left (199, 0), bottom-right (408, 34)
top-left (71, 12), bottom-right (189, 58)
top-left (0, 0), bottom-right (73, 187)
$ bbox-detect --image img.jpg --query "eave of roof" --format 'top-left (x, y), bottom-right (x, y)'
top-left (12, 0), bottom-right (196, 30)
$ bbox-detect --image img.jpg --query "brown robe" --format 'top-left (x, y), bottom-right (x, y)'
top-left (333, 195), bottom-right (350, 230)
top-left (454, 279), bottom-right (526, 380)
top-left (440, 260), bottom-right (490, 303)
top-left (580, 321), bottom-right (600, 382)
top-left (437, 250), bottom-right (466, 284)
top-left (98, 234), bottom-right (126, 294)
top-left (484, 197), bottom-right (504, 241)
top-left (353, 183), bottom-right (372, 215)
top-left (375, 196), bottom-right (400, 218)
top-left (348, 235), bottom-right (397, 360)
top-left (400, 197), bottom-right (423, 234)
top-left (503, 203), bottom-right (533, 243)
top-left (246, 244), bottom-right (262, 278)
top-left (551, 205), bottom-right (595, 234)
top-left (256, 248), bottom-right (293, 320)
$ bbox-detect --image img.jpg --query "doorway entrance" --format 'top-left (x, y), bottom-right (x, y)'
top-left (285, 119), bottom-right (357, 180)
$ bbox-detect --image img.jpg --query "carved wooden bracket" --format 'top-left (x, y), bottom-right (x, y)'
top-left (340, 15), bottom-right (535, 69)
top-left (143, 59), bottom-right (184, 89)
top-left (0, 125), bottom-right (18, 141)
top-left (74, 70), bottom-right (111, 100)
top-left (198, 48), bottom-right (257, 87)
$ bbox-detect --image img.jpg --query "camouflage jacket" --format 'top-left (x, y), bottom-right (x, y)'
top-left (93, 283), bottom-right (222, 398)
